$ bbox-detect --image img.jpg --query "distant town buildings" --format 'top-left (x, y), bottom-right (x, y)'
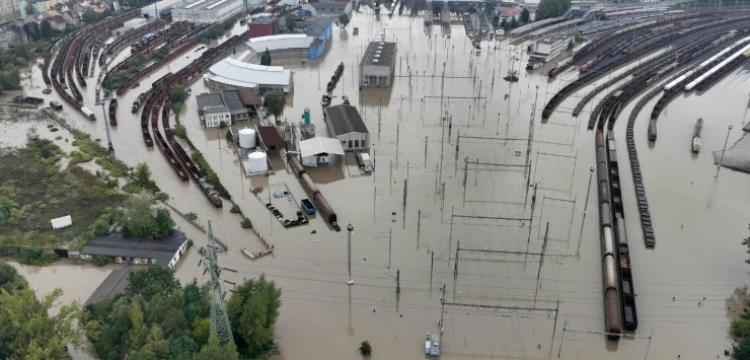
top-left (359, 31), bottom-right (396, 87)
top-left (324, 104), bottom-right (370, 151)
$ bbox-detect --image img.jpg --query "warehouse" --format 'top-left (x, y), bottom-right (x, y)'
top-left (247, 34), bottom-right (312, 60)
top-left (171, 0), bottom-right (244, 24)
top-left (359, 40), bottom-right (396, 87)
top-left (80, 230), bottom-right (189, 269)
top-left (299, 137), bottom-right (345, 167)
top-left (324, 104), bottom-right (369, 151)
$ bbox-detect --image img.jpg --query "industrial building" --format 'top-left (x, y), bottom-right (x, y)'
top-left (80, 230), bottom-right (189, 269)
top-left (172, 0), bottom-right (244, 24)
top-left (222, 90), bottom-right (250, 122)
top-left (299, 137), bottom-right (345, 167)
top-left (204, 58), bottom-right (293, 93)
top-left (324, 104), bottom-right (369, 151)
top-left (306, 17), bottom-right (332, 59)
top-left (359, 38), bottom-right (396, 87)
top-left (196, 92), bottom-right (230, 128)
top-left (528, 35), bottom-right (570, 64)
top-left (248, 13), bottom-right (283, 38)
top-left (141, 0), bottom-right (184, 19)
top-left (300, 1), bottom-right (351, 19)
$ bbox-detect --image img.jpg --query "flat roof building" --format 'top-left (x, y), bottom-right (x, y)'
top-left (80, 230), bottom-right (189, 269)
top-left (172, 0), bottom-right (244, 24)
top-left (359, 40), bottom-right (396, 87)
top-left (324, 104), bottom-right (370, 151)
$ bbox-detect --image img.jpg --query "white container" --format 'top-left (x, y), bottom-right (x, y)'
top-left (238, 128), bottom-right (257, 148)
top-left (247, 151), bottom-right (268, 172)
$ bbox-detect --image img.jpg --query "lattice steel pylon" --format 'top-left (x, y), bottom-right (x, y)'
top-left (204, 221), bottom-right (234, 346)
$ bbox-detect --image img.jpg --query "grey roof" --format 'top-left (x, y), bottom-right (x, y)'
top-left (325, 104), bottom-right (368, 136)
top-left (359, 41), bottom-right (396, 68)
top-left (308, 16), bottom-right (331, 38)
top-left (310, 2), bottom-right (348, 10)
top-left (221, 90), bottom-right (246, 113)
top-left (175, 0), bottom-right (238, 11)
top-left (204, 105), bottom-right (230, 114)
top-left (196, 92), bottom-right (224, 109)
top-left (81, 230), bottom-right (187, 267)
top-left (85, 267), bottom-right (133, 306)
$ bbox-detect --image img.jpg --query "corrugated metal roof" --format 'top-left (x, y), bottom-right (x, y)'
top-left (208, 58), bottom-right (292, 87)
top-left (258, 126), bottom-right (284, 147)
top-left (221, 90), bottom-right (245, 112)
top-left (246, 34), bottom-right (313, 52)
top-left (325, 104), bottom-right (369, 136)
top-left (81, 230), bottom-right (187, 267)
top-left (300, 137), bottom-right (345, 157)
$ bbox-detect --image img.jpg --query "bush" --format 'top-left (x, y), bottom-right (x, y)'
top-left (122, 181), bottom-right (142, 194)
top-left (93, 254), bottom-right (108, 267)
top-left (174, 124), bottom-right (187, 139)
top-left (359, 341), bottom-right (372, 355)
top-left (23, 248), bottom-right (58, 266)
top-left (68, 150), bottom-right (93, 167)
top-left (230, 205), bottom-right (241, 214)
top-left (186, 212), bottom-right (198, 220)
top-left (154, 192), bottom-right (169, 201)
top-left (240, 217), bottom-right (252, 229)
top-left (187, 239), bottom-right (193, 248)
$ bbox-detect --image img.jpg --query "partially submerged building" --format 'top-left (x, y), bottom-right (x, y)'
top-left (359, 32), bottom-right (396, 87)
top-left (204, 58), bottom-right (293, 93)
top-left (196, 92), bottom-right (230, 128)
top-left (299, 137), bottom-right (345, 167)
top-left (171, 0), bottom-right (244, 24)
top-left (528, 35), bottom-right (570, 65)
top-left (80, 230), bottom-right (189, 269)
top-left (324, 104), bottom-right (369, 151)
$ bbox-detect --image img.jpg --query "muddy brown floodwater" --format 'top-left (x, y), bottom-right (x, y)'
top-left (9, 8), bottom-right (750, 359)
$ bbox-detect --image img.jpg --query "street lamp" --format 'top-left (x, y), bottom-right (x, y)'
top-left (715, 124), bottom-right (733, 177)
top-left (346, 223), bottom-right (354, 285)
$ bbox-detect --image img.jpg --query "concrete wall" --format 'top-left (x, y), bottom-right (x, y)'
top-left (336, 132), bottom-right (369, 151)
top-left (360, 64), bottom-right (392, 86)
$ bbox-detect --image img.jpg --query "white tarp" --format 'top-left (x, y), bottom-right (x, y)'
top-left (51, 215), bottom-right (72, 229)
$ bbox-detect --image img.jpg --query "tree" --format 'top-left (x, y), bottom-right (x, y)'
top-left (263, 91), bottom-right (286, 122)
top-left (510, 16), bottom-right (518, 29)
top-left (40, 20), bottom-right (52, 38)
top-left (13, 44), bottom-right (30, 61)
top-left (0, 283), bottom-right (85, 359)
top-left (285, 14), bottom-right (297, 33)
top-left (126, 265), bottom-right (181, 302)
top-left (173, 124), bottom-right (187, 139)
top-left (82, 9), bottom-right (101, 25)
top-left (359, 340), bottom-right (372, 355)
top-left (568, 39), bottom-right (574, 50)
top-left (193, 335), bottom-right (239, 360)
top-left (260, 48), bottom-right (272, 66)
top-left (120, 196), bottom-right (175, 239)
top-left (24, 3), bottom-right (34, 16)
top-left (134, 162), bottom-right (152, 187)
top-left (500, 18), bottom-right (508, 31)
top-left (170, 85), bottom-right (187, 105)
top-left (339, 13), bottom-right (350, 29)
top-left (169, 335), bottom-right (200, 360)
top-left (521, 8), bottom-right (530, 23)
top-left (536, 0), bottom-right (571, 20)
top-left (226, 275), bottom-right (282, 357)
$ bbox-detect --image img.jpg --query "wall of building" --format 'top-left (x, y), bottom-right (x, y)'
top-left (337, 132), bottom-right (369, 151)
top-left (360, 64), bottom-right (392, 86)
top-left (173, 0), bottom-right (242, 24)
top-left (205, 111), bottom-right (231, 127)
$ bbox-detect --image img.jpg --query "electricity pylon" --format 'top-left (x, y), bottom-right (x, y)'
top-left (203, 221), bottom-right (234, 345)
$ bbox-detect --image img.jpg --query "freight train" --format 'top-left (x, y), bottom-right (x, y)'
top-left (288, 155), bottom-right (340, 231)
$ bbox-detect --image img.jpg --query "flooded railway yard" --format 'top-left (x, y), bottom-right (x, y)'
top-left (9, 7), bottom-right (750, 359)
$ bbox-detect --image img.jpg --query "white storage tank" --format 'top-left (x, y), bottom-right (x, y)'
top-left (247, 151), bottom-right (268, 172)
top-left (239, 128), bottom-right (257, 148)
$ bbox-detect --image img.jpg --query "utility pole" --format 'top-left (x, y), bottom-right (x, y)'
top-left (715, 124), bottom-right (733, 177)
top-left (396, 270), bottom-right (400, 294)
top-left (346, 223), bottom-right (354, 285)
top-left (439, 284), bottom-right (446, 330)
top-left (583, 165), bottom-right (595, 216)
top-left (388, 228), bottom-right (392, 269)
top-left (203, 222), bottom-right (234, 346)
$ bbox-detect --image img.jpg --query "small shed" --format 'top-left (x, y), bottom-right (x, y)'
top-left (51, 215), bottom-right (72, 229)
top-left (299, 137), bottom-right (345, 167)
top-left (257, 126), bottom-right (284, 149)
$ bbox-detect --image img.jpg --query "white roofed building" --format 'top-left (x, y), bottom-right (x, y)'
top-left (141, 0), bottom-right (184, 18)
top-left (203, 58), bottom-right (293, 93)
top-left (171, 0), bottom-right (244, 24)
top-left (299, 137), bottom-right (345, 167)
top-left (247, 34), bottom-right (313, 59)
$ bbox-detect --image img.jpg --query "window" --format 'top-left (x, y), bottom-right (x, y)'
top-left (348, 140), bottom-right (352, 148)
top-left (354, 140), bottom-right (359, 148)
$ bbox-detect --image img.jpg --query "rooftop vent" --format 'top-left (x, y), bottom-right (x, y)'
top-left (373, 59), bottom-right (379, 63)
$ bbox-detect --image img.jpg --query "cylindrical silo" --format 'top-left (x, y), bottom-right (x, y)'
top-left (247, 151), bottom-right (268, 172)
top-left (239, 128), bottom-right (256, 149)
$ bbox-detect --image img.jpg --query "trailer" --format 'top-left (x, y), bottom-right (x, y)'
top-left (81, 106), bottom-right (96, 120)
top-left (356, 152), bottom-right (373, 173)
top-left (13, 95), bottom-right (44, 105)
top-left (49, 101), bottom-right (63, 110)
top-left (301, 198), bottom-right (316, 215)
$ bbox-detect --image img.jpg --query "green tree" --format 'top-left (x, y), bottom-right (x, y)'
top-left (120, 196), bottom-right (175, 239)
top-left (263, 91), bottom-right (286, 122)
top-left (126, 265), bottom-right (181, 302)
top-left (174, 124), bottom-right (187, 138)
top-left (521, 8), bottom-right (530, 23)
top-left (82, 9), bottom-right (101, 25)
top-left (226, 275), bottom-right (282, 357)
top-left (13, 44), bottom-right (30, 61)
top-left (260, 48), bottom-right (272, 66)
top-left (568, 39), bottom-right (574, 50)
top-left (40, 19), bottom-right (52, 38)
top-left (134, 162), bottom-right (152, 188)
top-left (193, 335), bottom-right (239, 360)
top-left (285, 14), bottom-right (297, 33)
top-left (339, 13), bottom-right (350, 29)
top-left (169, 335), bottom-right (200, 359)
top-left (25, 3), bottom-right (34, 16)
top-left (170, 85), bottom-right (187, 105)
top-left (500, 18), bottom-right (508, 31)
top-left (359, 340), bottom-right (372, 355)
top-left (0, 285), bottom-right (85, 359)
top-left (536, 0), bottom-right (571, 20)
top-left (510, 16), bottom-right (518, 29)
top-left (0, 263), bottom-right (25, 292)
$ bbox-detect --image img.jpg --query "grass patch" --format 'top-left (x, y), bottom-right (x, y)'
top-left (240, 217), bottom-right (252, 229)
top-left (186, 212), bottom-right (198, 220)
top-left (121, 181), bottom-right (143, 194)
top-left (0, 138), bottom-right (127, 248)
